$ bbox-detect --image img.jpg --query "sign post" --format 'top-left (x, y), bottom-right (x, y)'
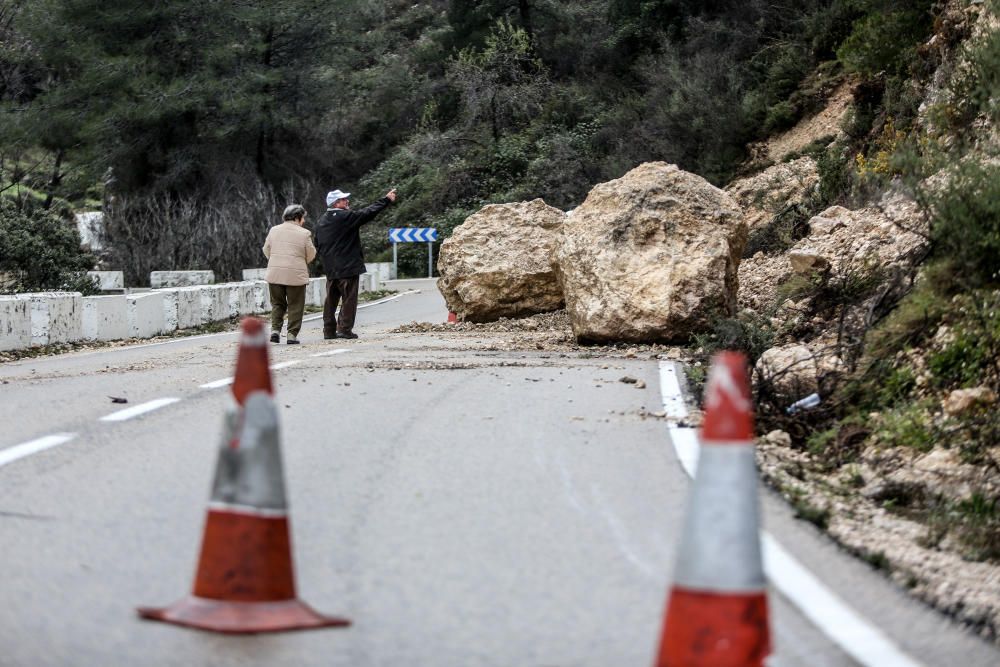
top-left (389, 228), bottom-right (439, 279)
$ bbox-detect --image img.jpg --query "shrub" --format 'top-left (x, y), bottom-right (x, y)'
top-left (763, 100), bottom-right (799, 135)
top-left (691, 311), bottom-right (775, 367)
top-left (837, 2), bottom-right (935, 77)
top-left (928, 334), bottom-right (990, 388)
top-left (743, 203), bottom-right (812, 257)
top-left (924, 493), bottom-right (1000, 562)
top-left (816, 140), bottom-right (854, 206)
top-left (855, 117), bottom-right (906, 177)
top-left (873, 402), bottom-right (935, 452)
top-left (926, 159), bottom-right (1000, 288)
top-left (0, 198), bottom-right (97, 294)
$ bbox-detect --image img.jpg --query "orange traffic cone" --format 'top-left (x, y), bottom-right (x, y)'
top-left (654, 351), bottom-right (771, 666)
top-left (230, 317), bottom-right (273, 406)
top-left (137, 317), bottom-right (349, 633)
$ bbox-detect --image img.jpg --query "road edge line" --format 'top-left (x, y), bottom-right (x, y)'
top-left (658, 360), bottom-right (924, 667)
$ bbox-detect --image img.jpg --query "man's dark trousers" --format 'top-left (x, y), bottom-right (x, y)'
top-left (323, 275), bottom-right (360, 337)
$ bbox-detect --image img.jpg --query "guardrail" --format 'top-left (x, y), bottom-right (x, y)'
top-left (0, 276), bottom-right (340, 351)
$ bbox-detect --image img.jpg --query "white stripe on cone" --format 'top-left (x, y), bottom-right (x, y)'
top-left (672, 444), bottom-right (765, 592)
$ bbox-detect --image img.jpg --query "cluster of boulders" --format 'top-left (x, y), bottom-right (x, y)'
top-left (434, 0), bottom-right (1000, 641)
top-left (437, 162), bottom-right (747, 344)
top-left (437, 152), bottom-right (927, 358)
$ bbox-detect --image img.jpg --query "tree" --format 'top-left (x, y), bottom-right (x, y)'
top-left (448, 19), bottom-right (550, 143)
top-left (0, 197), bottom-right (96, 294)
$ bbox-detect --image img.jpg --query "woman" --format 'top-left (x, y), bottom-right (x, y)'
top-left (262, 204), bottom-right (316, 344)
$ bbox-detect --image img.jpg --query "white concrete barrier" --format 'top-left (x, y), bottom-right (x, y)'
top-left (156, 289), bottom-right (179, 332)
top-left (307, 277), bottom-right (327, 307)
top-left (242, 269), bottom-right (267, 281)
top-left (252, 281), bottom-right (271, 313)
top-left (87, 271), bottom-right (125, 291)
top-left (0, 296), bottom-right (31, 351)
top-left (365, 262), bottom-right (395, 284)
top-left (127, 293), bottom-right (168, 338)
top-left (150, 270), bottom-right (215, 288)
top-left (169, 287), bottom-right (204, 329)
top-left (200, 285), bottom-right (231, 322)
top-left (226, 283), bottom-right (257, 317)
top-left (24, 292), bottom-right (83, 345)
top-left (359, 274), bottom-right (374, 293)
top-left (82, 295), bottom-right (129, 341)
top-left (2, 280), bottom-right (275, 351)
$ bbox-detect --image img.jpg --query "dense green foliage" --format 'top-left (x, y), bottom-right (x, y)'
top-left (0, 0), bottom-right (943, 279)
top-left (0, 198), bottom-right (97, 293)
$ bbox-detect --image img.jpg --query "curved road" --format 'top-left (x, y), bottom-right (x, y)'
top-left (0, 281), bottom-right (996, 666)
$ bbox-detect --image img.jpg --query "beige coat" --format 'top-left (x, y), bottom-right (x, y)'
top-left (262, 222), bottom-right (317, 286)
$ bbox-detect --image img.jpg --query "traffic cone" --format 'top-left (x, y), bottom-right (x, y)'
top-left (654, 351), bottom-right (771, 666)
top-left (137, 318), bottom-right (349, 634)
top-left (230, 317), bottom-right (273, 406)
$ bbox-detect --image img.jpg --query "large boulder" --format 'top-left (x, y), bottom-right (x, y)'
top-left (726, 156), bottom-right (819, 235)
top-left (437, 199), bottom-right (566, 322)
top-left (552, 162), bottom-right (746, 343)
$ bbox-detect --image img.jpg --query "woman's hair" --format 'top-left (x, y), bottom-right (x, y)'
top-left (282, 204), bottom-right (306, 221)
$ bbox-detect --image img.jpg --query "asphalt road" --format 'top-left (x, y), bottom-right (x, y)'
top-left (0, 281), bottom-right (997, 666)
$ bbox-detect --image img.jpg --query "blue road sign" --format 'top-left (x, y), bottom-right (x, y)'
top-left (389, 228), bottom-right (438, 243)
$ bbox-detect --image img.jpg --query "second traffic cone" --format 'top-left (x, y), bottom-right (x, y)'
top-left (654, 351), bottom-right (771, 666)
top-left (137, 319), bottom-right (348, 633)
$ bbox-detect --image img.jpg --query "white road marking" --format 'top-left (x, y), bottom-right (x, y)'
top-left (0, 433), bottom-right (77, 468)
top-left (658, 362), bottom-right (689, 420)
top-left (657, 360), bottom-right (924, 667)
top-left (310, 349), bottom-right (351, 358)
top-left (268, 360), bottom-right (301, 371)
top-left (763, 535), bottom-right (923, 667)
top-left (99, 397), bottom-right (181, 422)
top-left (668, 425), bottom-right (699, 478)
top-left (302, 290), bottom-right (417, 322)
top-left (200, 359), bottom-right (306, 389)
top-left (200, 377), bottom-right (234, 389)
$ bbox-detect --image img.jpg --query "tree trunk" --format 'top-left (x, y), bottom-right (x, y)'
top-left (43, 149), bottom-right (64, 210)
top-left (518, 0), bottom-right (533, 40)
top-left (255, 25), bottom-right (275, 179)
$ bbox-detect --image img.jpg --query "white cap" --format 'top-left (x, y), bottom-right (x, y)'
top-left (326, 190), bottom-right (350, 206)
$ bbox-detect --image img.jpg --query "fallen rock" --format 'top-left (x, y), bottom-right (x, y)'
top-left (764, 430), bottom-right (792, 447)
top-left (755, 342), bottom-right (843, 399)
top-left (553, 162), bottom-right (746, 343)
top-left (726, 157), bottom-right (819, 234)
top-left (437, 199), bottom-right (566, 322)
top-left (739, 193), bottom-right (928, 314)
top-left (788, 249), bottom-right (831, 274)
top-left (943, 386), bottom-right (997, 416)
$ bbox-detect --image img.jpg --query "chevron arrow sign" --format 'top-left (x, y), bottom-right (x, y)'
top-left (389, 228), bottom-right (438, 243)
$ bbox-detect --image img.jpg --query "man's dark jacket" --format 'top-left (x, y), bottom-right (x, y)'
top-left (315, 198), bottom-right (391, 279)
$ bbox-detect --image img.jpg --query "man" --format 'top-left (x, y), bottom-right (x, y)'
top-left (315, 187), bottom-right (397, 339)
top-left (263, 204), bottom-right (316, 344)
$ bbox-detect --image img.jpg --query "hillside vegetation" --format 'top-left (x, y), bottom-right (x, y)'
top-left (1, 0), bottom-right (940, 280)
